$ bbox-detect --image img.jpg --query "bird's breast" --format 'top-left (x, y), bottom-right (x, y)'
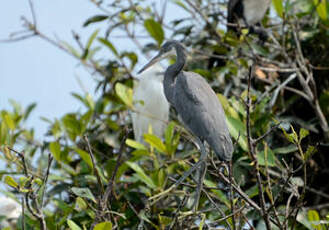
top-left (243, 0), bottom-right (270, 25)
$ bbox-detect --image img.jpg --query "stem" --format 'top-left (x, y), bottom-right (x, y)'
top-left (246, 66), bottom-right (271, 230)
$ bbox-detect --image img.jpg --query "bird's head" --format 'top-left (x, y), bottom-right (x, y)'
top-left (138, 40), bottom-right (182, 74)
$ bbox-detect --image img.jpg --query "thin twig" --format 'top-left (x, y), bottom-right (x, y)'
top-left (22, 196), bottom-right (25, 230)
top-left (28, 0), bottom-right (37, 27)
top-left (215, 170), bottom-right (261, 211)
top-left (9, 147), bottom-right (47, 230)
top-left (229, 161), bottom-right (236, 230)
top-left (102, 129), bottom-right (129, 209)
top-left (202, 188), bottom-right (231, 228)
top-left (253, 122), bottom-right (281, 145)
top-left (246, 65), bottom-right (271, 230)
top-left (168, 195), bottom-right (188, 230)
top-left (40, 153), bottom-right (53, 209)
top-left (84, 135), bottom-right (104, 195)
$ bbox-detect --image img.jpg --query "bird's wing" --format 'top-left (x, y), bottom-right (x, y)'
top-left (174, 72), bottom-right (233, 161)
top-left (132, 75), bottom-right (170, 143)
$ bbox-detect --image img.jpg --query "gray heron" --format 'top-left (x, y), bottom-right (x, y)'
top-left (138, 40), bottom-right (233, 209)
top-left (227, 0), bottom-right (271, 40)
top-left (132, 63), bottom-right (169, 143)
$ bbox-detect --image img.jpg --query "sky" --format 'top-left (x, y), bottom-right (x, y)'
top-left (0, 1), bottom-right (190, 141)
top-left (0, 1), bottom-right (127, 138)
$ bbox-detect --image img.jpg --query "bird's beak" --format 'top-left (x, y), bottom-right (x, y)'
top-left (138, 53), bottom-right (163, 74)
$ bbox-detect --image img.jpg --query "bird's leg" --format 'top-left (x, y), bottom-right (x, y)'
top-left (192, 161), bottom-right (206, 211)
top-left (192, 138), bottom-right (208, 211)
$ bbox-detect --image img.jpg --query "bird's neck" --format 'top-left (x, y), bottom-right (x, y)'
top-left (164, 44), bottom-right (186, 104)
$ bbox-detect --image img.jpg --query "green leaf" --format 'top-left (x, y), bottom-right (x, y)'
top-left (49, 142), bottom-right (61, 162)
top-left (24, 102), bottom-right (37, 120)
top-left (308, 210), bottom-right (321, 230)
top-left (71, 93), bottom-right (87, 106)
top-left (217, 94), bottom-right (240, 120)
top-left (82, 29), bottom-right (100, 59)
top-left (299, 128), bottom-right (309, 142)
top-left (273, 145), bottom-right (298, 154)
top-left (67, 219), bottom-right (82, 230)
top-left (257, 147), bottom-right (276, 167)
top-left (297, 209), bottom-right (314, 230)
top-left (272, 0), bottom-right (284, 18)
top-left (313, 0), bottom-right (327, 20)
top-left (165, 122), bottom-right (175, 145)
top-left (246, 185), bottom-right (258, 198)
top-left (281, 126), bottom-right (297, 144)
top-left (305, 145), bottom-right (317, 161)
top-left (158, 215), bottom-right (172, 227)
top-left (125, 139), bottom-right (147, 150)
top-left (126, 161), bottom-right (156, 189)
top-left (61, 41), bottom-right (80, 58)
top-left (115, 83), bottom-right (133, 107)
top-left (3, 113), bottom-right (15, 130)
top-left (226, 116), bottom-right (248, 151)
top-left (172, 0), bottom-right (189, 12)
top-left (86, 30), bottom-right (99, 49)
top-left (33, 178), bottom-right (43, 186)
top-left (74, 148), bottom-right (93, 168)
top-left (122, 51), bottom-right (138, 68)
top-left (204, 180), bottom-right (229, 206)
top-left (2, 146), bottom-right (13, 160)
top-left (75, 197), bottom-right (87, 210)
top-left (62, 114), bottom-right (81, 141)
top-left (71, 93), bottom-right (95, 110)
top-left (94, 222), bottom-right (112, 230)
top-left (144, 18), bottom-right (165, 46)
top-left (199, 214), bottom-right (206, 230)
top-left (85, 93), bottom-right (95, 110)
top-left (165, 122), bottom-right (176, 155)
top-left (4, 175), bottom-right (18, 188)
top-left (83, 15), bottom-right (108, 27)
top-left (19, 176), bottom-right (31, 187)
top-left (144, 134), bottom-right (166, 153)
top-left (98, 38), bottom-right (118, 56)
top-left (71, 187), bottom-right (96, 203)
top-left (86, 31), bottom-right (99, 49)
top-left (9, 99), bottom-right (22, 114)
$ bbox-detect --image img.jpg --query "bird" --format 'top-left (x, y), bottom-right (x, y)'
top-left (208, 0), bottom-right (271, 69)
top-left (227, 0), bottom-right (271, 40)
top-left (138, 40), bottom-right (233, 209)
top-left (132, 63), bottom-right (170, 143)
top-left (0, 196), bottom-right (21, 228)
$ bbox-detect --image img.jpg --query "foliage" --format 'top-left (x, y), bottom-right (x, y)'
top-left (1, 0), bottom-right (329, 229)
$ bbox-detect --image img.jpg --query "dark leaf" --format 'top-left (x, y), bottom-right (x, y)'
top-left (83, 15), bottom-right (108, 27)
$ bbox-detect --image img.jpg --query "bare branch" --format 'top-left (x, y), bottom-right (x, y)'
top-left (28, 0), bottom-right (37, 27)
top-left (102, 129), bottom-right (129, 207)
top-left (40, 153), bottom-right (53, 209)
top-left (246, 65), bottom-right (271, 230)
top-left (84, 135), bottom-right (104, 195)
top-left (253, 122), bottom-right (281, 145)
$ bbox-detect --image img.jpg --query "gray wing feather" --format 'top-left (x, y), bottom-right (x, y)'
top-left (173, 71), bottom-right (233, 161)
